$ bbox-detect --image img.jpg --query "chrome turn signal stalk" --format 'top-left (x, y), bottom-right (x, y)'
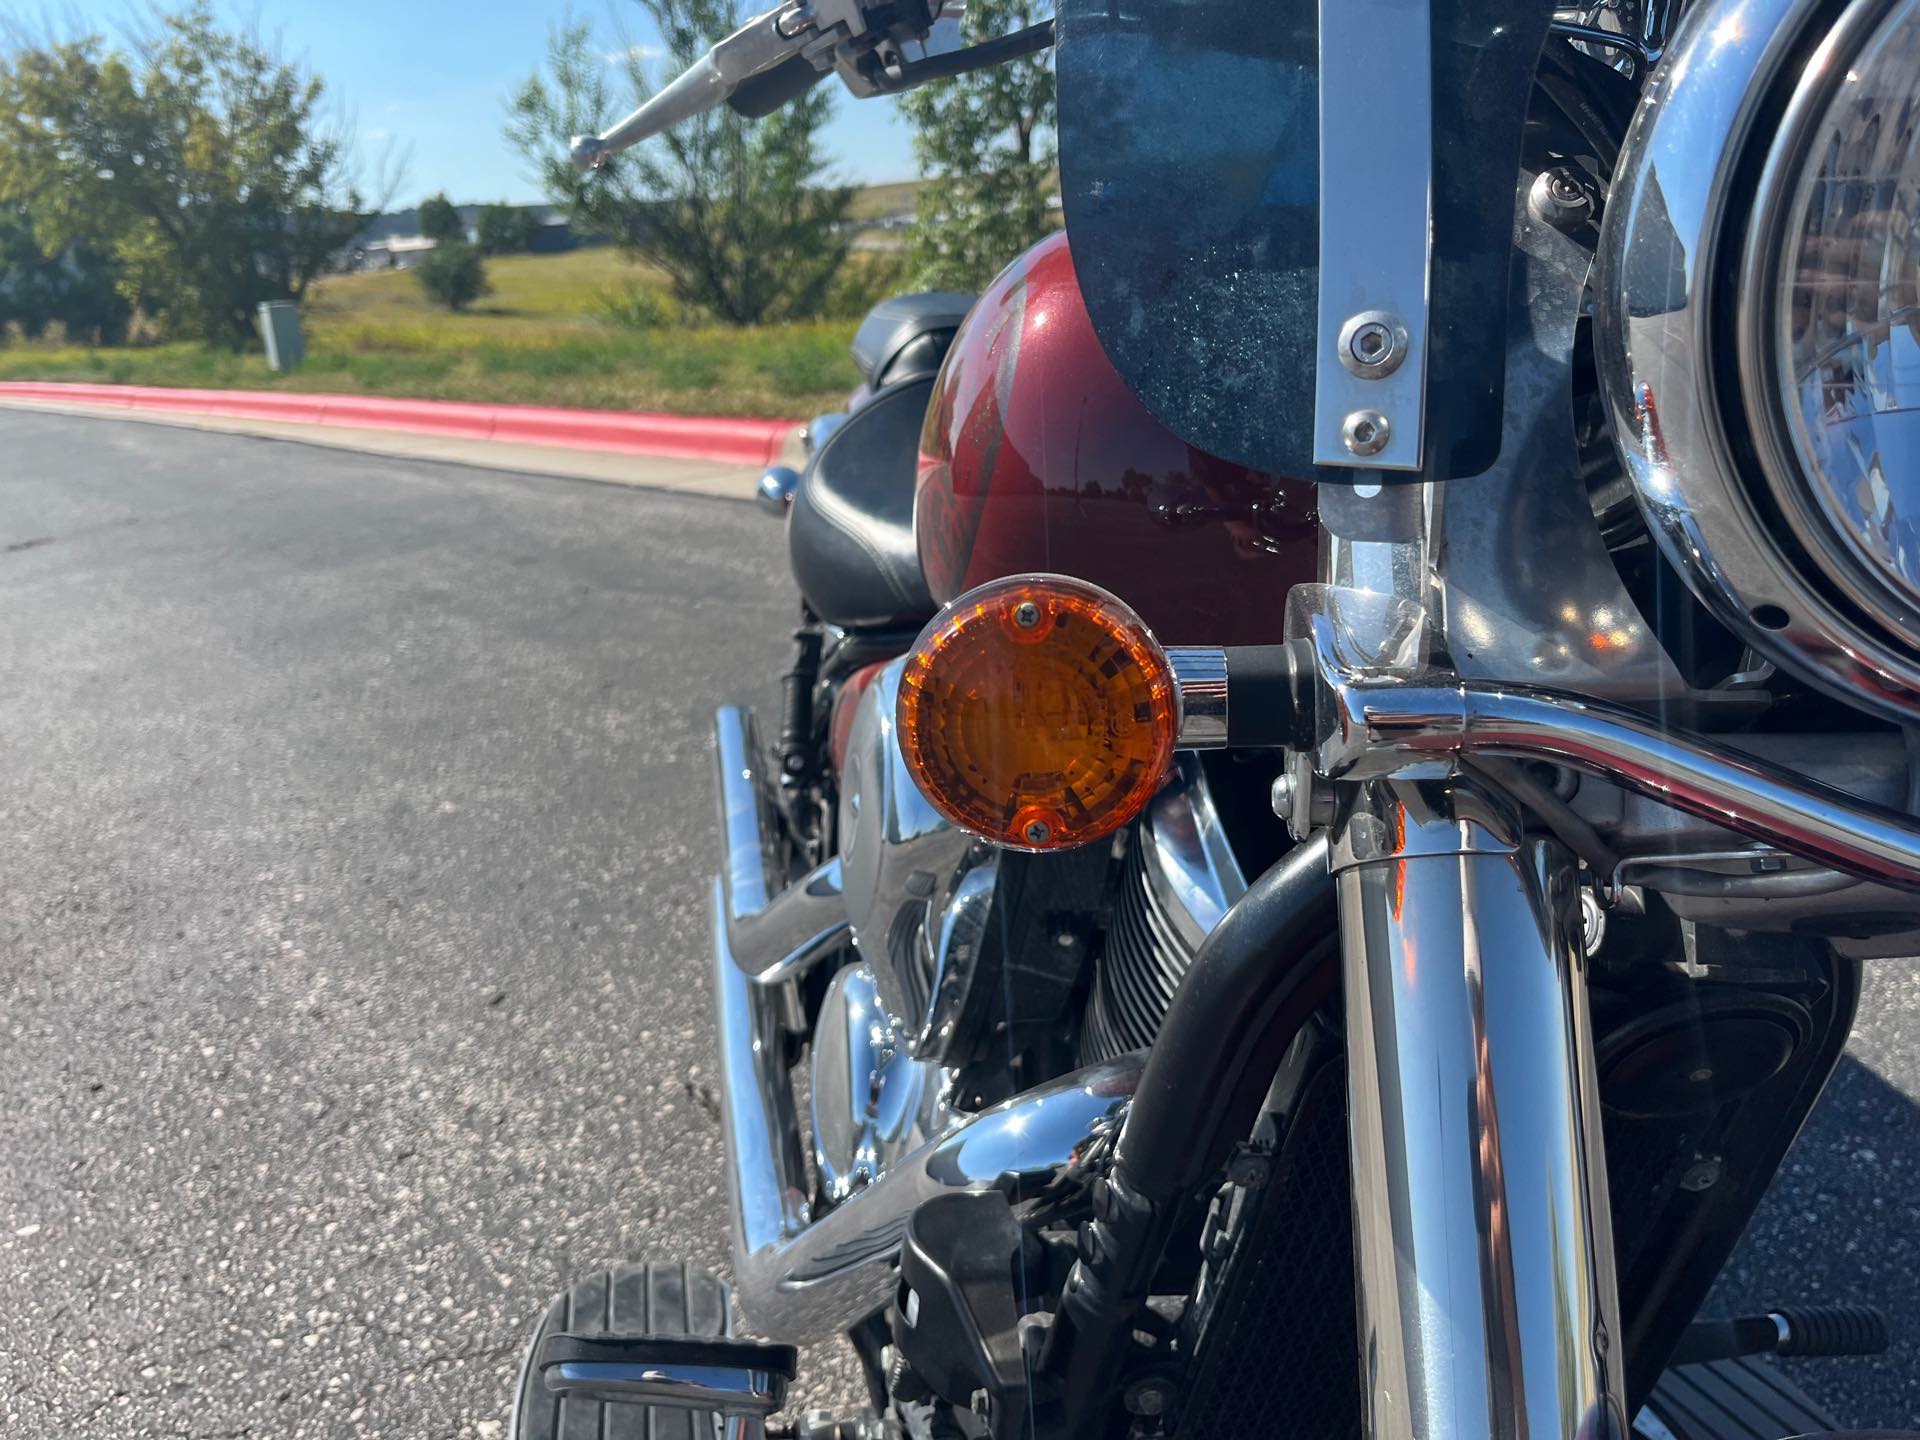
top-left (1166, 640), bottom-right (1317, 751)
top-left (755, 465), bottom-right (801, 517)
top-left (1167, 648), bottom-right (1227, 747)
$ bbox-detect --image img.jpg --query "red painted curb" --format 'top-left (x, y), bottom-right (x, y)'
top-left (0, 381), bottom-right (797, 467)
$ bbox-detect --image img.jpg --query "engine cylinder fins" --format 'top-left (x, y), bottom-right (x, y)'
top-left (1081, 833), bottom-right (1197, 1066)
top-left (1079, 760), bottom-right (1248, 1068)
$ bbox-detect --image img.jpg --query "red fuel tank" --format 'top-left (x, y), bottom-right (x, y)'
top-left (914, 231), bottom-right (1318, 648)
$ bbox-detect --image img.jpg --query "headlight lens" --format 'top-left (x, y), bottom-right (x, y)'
top-left (1762, 0), bottom-right (1920, 612)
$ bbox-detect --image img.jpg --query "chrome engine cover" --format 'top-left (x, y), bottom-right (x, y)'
top-left (822, 667), bottom-right (1255, 1229)
top-left (809, 962), bottom-right (948, 1202)
top-left (712, 704), bottom-right (1142, 1341)
top-left (837, 658), bottom-right (996, 1060)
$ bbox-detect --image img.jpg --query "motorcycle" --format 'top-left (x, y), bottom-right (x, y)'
top-left (511, 0), bottom-right (1920, 1436)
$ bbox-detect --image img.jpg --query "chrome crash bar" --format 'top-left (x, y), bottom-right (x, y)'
top-left (1167, 606), bottom-right (1920, 898)
top-left (710, 706), bottom-right (1141, 1341)
top-left (1180, 623), bottom-right (1920, 887)
top-left (1314, 668), bottom-right (1920, 891)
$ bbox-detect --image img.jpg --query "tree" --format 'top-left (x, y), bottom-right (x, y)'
top-left (508, 5), bottom-right (853, 326)
top-left (0, 206), bottom-right (132, 343)
top-left (415, 241), bottom-right (490, 311)
top-left (899, 0), bottom-right (1055, 290)
top-left (0, 4), bottom-right (364, 344)
top-left (418, 192), bottom-right (466, 245)
top-left (476, 203), bottom-right (540, 255)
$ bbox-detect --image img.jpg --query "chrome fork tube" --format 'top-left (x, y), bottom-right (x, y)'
top-left (1336, 778), bottom-right (1626, 1440)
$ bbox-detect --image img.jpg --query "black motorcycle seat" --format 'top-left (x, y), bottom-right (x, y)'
top-left (850, 291), bottom-right (974, 389)
top-left (788, 376), bottom-right (938, 632)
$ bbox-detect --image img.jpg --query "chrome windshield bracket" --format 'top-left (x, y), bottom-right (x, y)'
top-left (1312, 0), bottom-right (1433, 471)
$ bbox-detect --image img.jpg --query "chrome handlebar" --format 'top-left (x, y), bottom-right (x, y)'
top-left (567, 0), bottom-right (968, 171)
top-left (569, 0), bottom-right (838, 171)
top-left (569, 1), bottom-right (1001, 171)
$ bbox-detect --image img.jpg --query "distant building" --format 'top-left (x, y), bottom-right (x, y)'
top-left (353, 234), bottom-right (440, 271)
top-left (338, 204), bottom-right (586, 272)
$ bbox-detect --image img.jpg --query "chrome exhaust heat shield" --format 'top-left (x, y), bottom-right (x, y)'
top-left (710, 706), bottom-right (1142, 1340)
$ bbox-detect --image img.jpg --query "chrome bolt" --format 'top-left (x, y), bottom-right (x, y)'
top-left (1123, 1377), bottom-right (1173, 1418)
top-left (1024, 819), bottom-right (1051, 845)
top-left (1012, 601), bottom-right (1042, 629)
top-left (1342, 409), bottom-right (1391, 457)
top-left (1529, 167), bottom-right (1594, 231)
top-left (1337, 311), bottom-right (1409, 379)
top-left (1679, 1154), bottom-right (1723, 1192)
top-left (1352, 323), bottom-right (1389, 360)
top-left (1580, 888), bottom-right (1607, 958)
top-left (1270, 773), bottom-right (1294, 817)
top-left (1336, 311), bottom-right (1413, 380)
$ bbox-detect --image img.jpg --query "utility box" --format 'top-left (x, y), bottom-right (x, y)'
top-left (258, 301), bottom-right (305, 371)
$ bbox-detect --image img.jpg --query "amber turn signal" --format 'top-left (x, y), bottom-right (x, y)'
top-left (897, 574), bottom-right (1179, 852)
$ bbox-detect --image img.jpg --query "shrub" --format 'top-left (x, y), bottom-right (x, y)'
top-left (476, 203), bottom-right (540, 255)
top-left (595, 281), bottom-right (681, 330)
top-left (415, 244), bottom-right (490, 311)
top-left (417, 193), bottom-right (466, 245)
top-left (822, 251), bottom-right (909, 321)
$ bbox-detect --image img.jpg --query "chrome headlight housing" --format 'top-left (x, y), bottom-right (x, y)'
top-left (1600, 0), bottom-right (1920, 720)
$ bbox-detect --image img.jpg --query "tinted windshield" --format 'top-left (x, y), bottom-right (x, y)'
top-left (1056, 0), bottom-right (1549, 480)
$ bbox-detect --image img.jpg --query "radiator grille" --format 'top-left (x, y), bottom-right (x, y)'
top-left (1170, 1056), bottom-right (1770, 1433)
top-left (1174, 1061), bottom-right (1360, 1439)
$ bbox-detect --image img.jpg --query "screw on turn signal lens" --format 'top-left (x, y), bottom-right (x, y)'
top-left (896, 574), bottom-right (1179, 851)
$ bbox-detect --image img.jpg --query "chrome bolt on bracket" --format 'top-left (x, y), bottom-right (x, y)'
top-left (1342, 409), bottom-right (1392, 457)
top-left (1338, 311), bottom-right (1411, 380)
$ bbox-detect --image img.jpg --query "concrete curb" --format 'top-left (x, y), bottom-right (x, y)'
top-left (0, 381), bottom-right (797, 467)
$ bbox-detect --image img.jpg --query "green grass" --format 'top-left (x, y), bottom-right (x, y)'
top-left (0, 248), bottom-right (868, 418)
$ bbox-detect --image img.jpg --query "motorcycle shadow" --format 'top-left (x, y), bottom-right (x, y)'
top-left (1715, 1051), bottom-right (1920, 1427)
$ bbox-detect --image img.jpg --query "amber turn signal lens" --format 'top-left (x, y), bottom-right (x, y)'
top-left (897, 574), bottom-right (1178, 851)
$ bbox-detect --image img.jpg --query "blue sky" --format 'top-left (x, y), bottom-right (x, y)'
top-left (15, 1), bottom-right (921, 207)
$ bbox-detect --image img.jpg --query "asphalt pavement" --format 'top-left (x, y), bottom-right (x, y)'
top-left (2, 411), bottom-right (1917, 1437)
